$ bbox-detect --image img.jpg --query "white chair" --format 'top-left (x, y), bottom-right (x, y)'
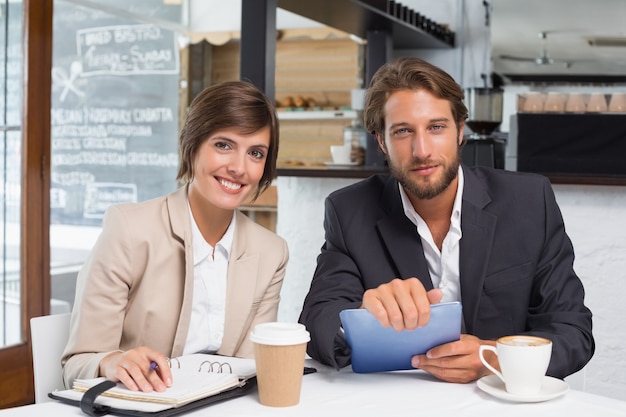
top-left (30, 312), bottom-right (71, 403)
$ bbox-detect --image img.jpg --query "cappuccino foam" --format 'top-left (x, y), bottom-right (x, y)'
top-left (499, 335), bottom-right (551, 347)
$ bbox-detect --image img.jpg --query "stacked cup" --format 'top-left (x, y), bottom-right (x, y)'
top-left (543, 92), bottom-right (565, 112)
top-left (608, 93), bottom-right (626, 112)
top-left (565, 93), bottom-right (586, 113)
top-left (586, 93), bottom-right (608, 112)
top-left (521, 92), bottom-right (545, 112)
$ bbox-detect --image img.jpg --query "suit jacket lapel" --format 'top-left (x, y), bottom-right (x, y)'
top-left (459, 167), bottom-right (497, 334)
top-left (220, 211), bottom-right (259, 355)
top-left (377, 177), bottom-right (433, 289)
top-left (167, 186), bottom-right (189, 244)
top-left (165, 186), bottom-right (195, 357)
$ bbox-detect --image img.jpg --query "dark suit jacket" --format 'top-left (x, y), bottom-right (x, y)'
top-left (299, 165), bottom-right (594, 379)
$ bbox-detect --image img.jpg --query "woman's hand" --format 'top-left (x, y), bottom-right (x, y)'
top-left (99, 346), bottom-right (172, 392)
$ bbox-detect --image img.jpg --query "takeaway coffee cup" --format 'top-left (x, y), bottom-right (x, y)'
top-left (478, 335), bottom-right (552, 396)
top-left (250, 322), bottom-right (310, 407)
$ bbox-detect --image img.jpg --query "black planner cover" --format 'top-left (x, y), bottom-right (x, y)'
top-left (48, 377), bottom-right (257, 417)
top-left (48, 354), bottom-right (258, 416)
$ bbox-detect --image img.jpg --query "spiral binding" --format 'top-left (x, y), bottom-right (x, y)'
top-left (166, 357), bottom-right (234, 374)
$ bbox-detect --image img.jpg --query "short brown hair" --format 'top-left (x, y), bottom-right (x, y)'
top-left (363, 57), bottom-right (468, 136)
top-left (176, 80), bottom-right (279, 200)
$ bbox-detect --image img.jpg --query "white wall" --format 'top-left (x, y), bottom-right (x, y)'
top-left (276, 177), bottom-right (626, 402)
top-left (553, 184), bottom-right (626, 400)
top-left (276, 177), bottom-right (356, 324)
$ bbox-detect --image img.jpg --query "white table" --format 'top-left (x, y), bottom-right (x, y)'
top-left (2, 360), bottom-right (626, 416)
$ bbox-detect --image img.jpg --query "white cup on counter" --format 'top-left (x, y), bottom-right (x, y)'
top-left (330, 145), bottom-right (352, 164)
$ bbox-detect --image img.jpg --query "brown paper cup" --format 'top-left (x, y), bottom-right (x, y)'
top-left (250, 322), bottom-right (310, 407)
top-left (254, 342), bottom-right (307, 406)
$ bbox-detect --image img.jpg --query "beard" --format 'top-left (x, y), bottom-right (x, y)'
top-left (387, 147), bottom-right (461, 200)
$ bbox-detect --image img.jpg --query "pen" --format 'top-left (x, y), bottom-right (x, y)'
top-left (149, 361), bottom-right (159, 370)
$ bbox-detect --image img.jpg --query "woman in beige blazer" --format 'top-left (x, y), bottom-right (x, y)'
top-left (61, 81), bottom-right (288, 393)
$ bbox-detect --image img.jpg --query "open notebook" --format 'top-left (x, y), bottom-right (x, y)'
top-left (340, 301), bottom-right (463, 373)
top-left (50, 353), bottom-right (257, 416)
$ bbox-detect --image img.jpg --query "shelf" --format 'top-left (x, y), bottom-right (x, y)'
top-left (277, 165), bottom-right (388, 179)
top-left (277, 110), bottom-right (358, 120)
top-left (277, 0), bottom-right (454, 49)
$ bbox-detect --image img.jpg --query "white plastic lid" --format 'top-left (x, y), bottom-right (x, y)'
top-left (250, 322), bottom-right (310, 346)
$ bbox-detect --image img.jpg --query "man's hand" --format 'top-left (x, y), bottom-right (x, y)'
top-left (99, 346), bottom-right (172, 392)
top-left (411, 334), bottom-right (498, 383)
top-left (361, 278), bottom-right (443, 331)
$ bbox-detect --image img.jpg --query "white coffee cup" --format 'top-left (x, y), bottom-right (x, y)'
top-left (330, 145), bottom-right (352, 164)
top-left (250, 322), bottom-right (310, 407)
top-left (478, 335), bottom-right (552, 396)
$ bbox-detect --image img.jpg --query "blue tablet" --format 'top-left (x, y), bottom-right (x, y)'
top-left (339, 301), bottom-right (463, 373)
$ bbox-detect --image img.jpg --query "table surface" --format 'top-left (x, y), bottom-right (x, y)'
top-left (2, 360), bottom-right (626, 416)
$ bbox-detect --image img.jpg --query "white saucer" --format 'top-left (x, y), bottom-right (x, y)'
top-left (324, 161), bottom-right (359, 167)
top-left (476, 375), bottom-right (569, 403)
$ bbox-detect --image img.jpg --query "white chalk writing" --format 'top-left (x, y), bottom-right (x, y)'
top-left (51, 171), bottom-right (96, 186)
top-left (52, 151), bottom-right (178, 167)
top-left (77, 24), bottom-right (179, 75)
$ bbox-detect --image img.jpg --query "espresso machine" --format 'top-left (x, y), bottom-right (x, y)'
top-left (462, 87), bottom-right (506, 169)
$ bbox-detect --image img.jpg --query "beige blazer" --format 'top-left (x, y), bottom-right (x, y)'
top-left (61, 186), bottom-right (288, 387)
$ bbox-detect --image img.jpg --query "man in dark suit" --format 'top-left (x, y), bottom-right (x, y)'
top-left (299, 57), bottom-right (594, 383)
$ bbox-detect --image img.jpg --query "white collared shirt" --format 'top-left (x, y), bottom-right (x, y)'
top-left (183, 206), bottom-right (235, 355)
top-left (399, 166), bottom-right (464, 303)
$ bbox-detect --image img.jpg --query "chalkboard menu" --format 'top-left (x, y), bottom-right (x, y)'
top-left (51, 1), bottom-right (182, 225)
